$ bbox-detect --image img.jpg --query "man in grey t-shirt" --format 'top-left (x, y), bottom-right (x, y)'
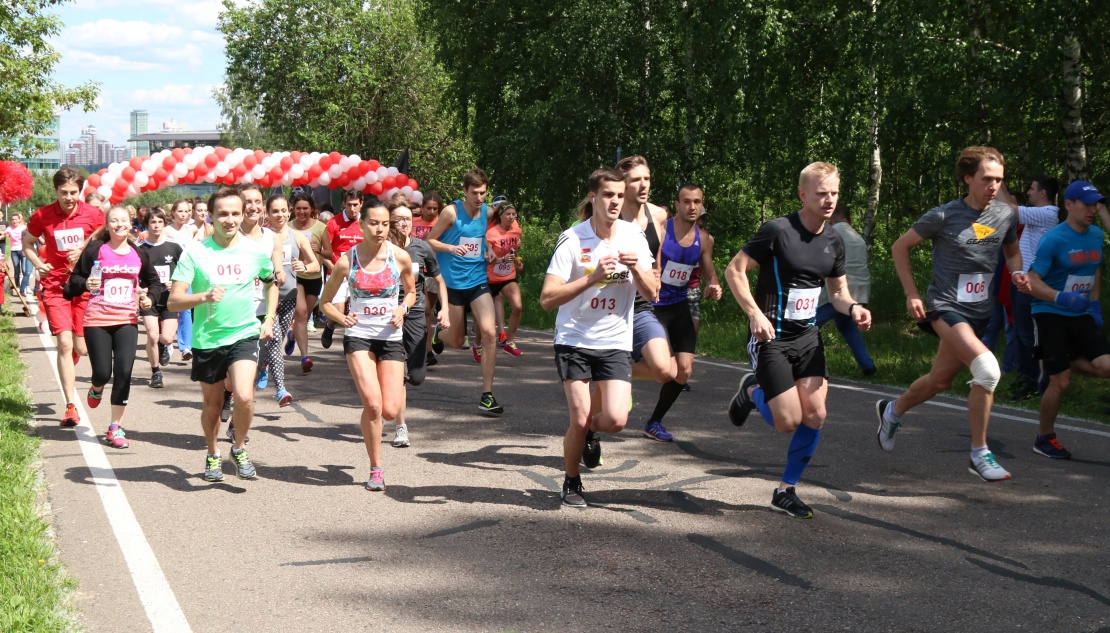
top-left (875, 145), bottom-right (1030, 484)
top-left (816, 204), bottom-right (875, 375)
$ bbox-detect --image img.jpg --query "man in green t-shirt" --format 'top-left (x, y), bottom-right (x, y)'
top-left (169, 187), bottom-right (277, 483)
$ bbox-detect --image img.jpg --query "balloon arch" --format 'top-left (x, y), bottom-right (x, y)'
top-left (82, 146), bottom-right (423, 207)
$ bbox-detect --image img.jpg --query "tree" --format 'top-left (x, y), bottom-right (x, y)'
top-left (0, 0), bottom-right (99, 160)
top-left (213, 85), bottom-right (273, 151)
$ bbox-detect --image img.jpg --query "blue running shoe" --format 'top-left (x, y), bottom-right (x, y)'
top-left (276, 389), bottom-right (293, 408)
top-left (284, 330), bottom-right (295, 355)
top-left (643, 420), bottom-right (674, 442)
top-left (256, 368), bottom-right (269, 390)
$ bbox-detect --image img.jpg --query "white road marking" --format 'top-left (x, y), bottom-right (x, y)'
top-left (35, 321), bottom-right (192, 632)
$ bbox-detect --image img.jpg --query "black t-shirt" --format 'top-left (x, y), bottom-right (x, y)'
top-left (139, 239), bottom-right (184, 308)
top-left (404, 237), bottom-right (439, 312)
top-left (633, 213), bottom-right (662, 314)
top-left (742, 212), bottom-right (846, 338)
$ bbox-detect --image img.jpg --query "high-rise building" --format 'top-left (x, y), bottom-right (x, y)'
top-left (130, 109), bottom-right (149, 158)
top-left (65, 125), bottom-right (128, 167)
top-left (16, 116), bottom-right (62, 171)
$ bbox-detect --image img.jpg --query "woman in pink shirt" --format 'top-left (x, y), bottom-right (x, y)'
top-left (4, 212), bottom-right (30, 295)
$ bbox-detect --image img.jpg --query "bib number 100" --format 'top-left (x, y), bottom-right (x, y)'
top-left (590, 297), bottom-right (616, 311)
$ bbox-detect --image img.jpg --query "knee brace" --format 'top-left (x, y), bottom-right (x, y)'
top-left (968, 351), bottom-right (1001, 393)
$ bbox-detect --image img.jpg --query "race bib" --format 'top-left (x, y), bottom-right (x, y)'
top-left (956, 273), bottom-right (991, 303)
top-left (662, 260), bottom-right (695, 287)
top-left (282, 244), bottom-right (293, 266)
top-left (155, 265), bottom-right (170, 285)
top-left (785, 287), bottom-right (821, 320)
top-left (411, 262), bottom-right (421, 279)
top-left (210, 260), bottom-right (249, 285)
top-left (494, 261), bottom-right (514, 277)
top-left (54, 228), bottom-right (83, 252)
top-left (1064, 274), bottom-right (1094, 294)
top-left (459, 237), bottom-right (482, 259)
top-left (351, 296), bottom-right (393, 324)
top-left (103, 278), bottom-right (134, 306)
top-left (254, 277), bottom-right (264, 301)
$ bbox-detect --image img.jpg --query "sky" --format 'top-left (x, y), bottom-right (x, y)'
top-left (47, 0), bottom-right (245, 154)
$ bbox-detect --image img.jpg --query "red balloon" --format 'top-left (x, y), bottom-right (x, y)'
top-left (193, 163), bottom-right (209, 177)
top-left (121, 166), bottom-right (136, 181)
top-left (289, 151), bottom-right (302, 163)
top-left (232, 165), bottom-right (248, 178)
top-left (184, 173), bottom-right (197, 184)
top-left (367, 160), bottom-right (380, 172)
top-left (113, 180), bottom-right (128, 193)
top-left (319, 156), bottom-right (332, 170)
top-left (215, 147), bottom-right (231, 160)
top-left (154, 167), bottom-right (168, 182)
top-left (129, 156), bottom-right (144, 170)
top-left (328, 151), bottom-right (341, 164)
top-left (369, 182), bottom-right (384, 196)
top-left (88, 174), bottom-right (101, 188)
top-left (279, 156), bottom-right (294, 170)
top-left (161, 156), bottom-right (176, 170)
top-left (204, 153), bottom-right (219, 168)
top-left (269, 167), bottom-right (283, 181)
top-left (171, 148), bottom-right (185, 161)
top-left (257, 176), bottom-right (272, 188)
top-left (222, 174), bottom-right (236, 185)
top-left (382, 176), bottom-right (397, 189)
top-left (242, 154), bottom-right (257, 169)
top-left (254, 149), bottom-right (266, 162)
top-left (334, 174), bottom-right (350, 188)
top-left (307, 164), bottom-right (323, 179)
top-left (361, 185), bottom-right (373, 195)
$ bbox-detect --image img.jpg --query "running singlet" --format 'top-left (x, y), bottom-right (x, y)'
top-left (345, 244), bottom-right (403, 342)
top-left (26, 201), bottom-right (104, 291)
top-left (743, 212), bottom-right (846, 338)
top-left (486, 220), bottom-right (522, 284)
top-left (404, 237), bottom-right (439, 312)
top-left (633, 209), bottom-right (661, 314)
top-left (435, 201), bottom-right (489, 290)
top-left (911, 198), bottom-right (1018, 320)
top-left (84, 243), bottom-right (143, 327)
top-left (139, 239), bottom-right (183, 309)
top-left (294, 220), bottom-right (327, 280)
top-left (547, 219), bottom-right (655, 351)
top-left (244, 227), bottom-right (276, 316)
top-left (655, 218), bottom-right (700, 306)
top-left (1030, 221), bottom-right (1103, 317)
top-left (412, 216), bottom-right (436, 241)
top-left (275, 229), bottom-right (300, 302)
top-left (171, 237), bottom-right (275, 349)
top-left (326, 212), bottom-right (364, 263)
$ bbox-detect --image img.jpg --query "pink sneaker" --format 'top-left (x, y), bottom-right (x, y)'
top-left (502, 342), bottom-right (523, 357)
top-left (471, 344), bottom-right (483, 364)
top-left (103, 426), bottom-right (129, 449)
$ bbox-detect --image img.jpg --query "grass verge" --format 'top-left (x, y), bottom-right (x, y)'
top-left (0, 313), bottom-right (76, 631)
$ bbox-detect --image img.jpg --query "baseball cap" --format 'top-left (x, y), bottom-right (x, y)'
top-left (1063, 181), bottom-right (1106, 205)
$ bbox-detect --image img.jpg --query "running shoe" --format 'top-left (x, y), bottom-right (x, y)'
top-left (307, 320), bottom-right (317, 333)
top-left (158, 343), bottom-right (170, 366)
top-left (969, 451), bottom-right (1011, 482)
top-left (220, 392), bottom-right (233, 423)
top-left (226, 421), bottom-right (250, 444)
top-left (181, 350), bottom-right (193, 362)
top-left (1033, 433), bottom-right (1072, 459)
top-left (682, 383), bottom-right (691, 392)
top-left (392, 424), bottom-right (410, 448)
top-left (276, 389), bottom-right (293, 408)
top-left (431, 327), bottom-right (444, 354)
top-left (203, 454), bottom-right (224, 482)
top-left (149, 369), bottom-right (164, 389)
top-left (256, 368), bottom-right (269, 390)
top-left (284, 330), bottom-right (295, 355)
top-left (502, 342), bottom-right (523, 357)
top-left (462, 335), bottom-right (470, 349)
top-left (728, 372), bottom-right (758, 427)
top-left (230, 447), bottom-right (257, 479)
top-left (582, 430), bottom-right (603, 468)
top-left (301, 356), bottom-right (314, 373)
top-left (320, 324), bottom-right (334, 349)
top-left (479, 393), bottom-right (504, 415)
top-left (366, 467), bottom-right (386, 491)
top-left (61, 403), bottom-right (79, 427)
top-left (86, 386), bottom-right (103, 409)
top-left (72, 350), bottom-right (81, 366)
top-left (560, 477), bottom-right (587, 508)
top-left (471, 344), bottom-right (482, 364)
top-left (643, 420), bottom-right (674, 442)
top-left (102, 425), bottom-right (129, 449)
top-left (426, 351), bottom-right (438, 367)
top-left (771, 486), bottom-right (813, 519)
top-left (875, 399), bottom-right (900, 452)
top-left (497, 330), bottom-right (508, 345)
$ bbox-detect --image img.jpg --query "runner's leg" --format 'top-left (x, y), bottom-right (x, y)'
top-left (469, 292), bottom-right (499, 393)
top-left (347, 351), bottom-right (384, 469)
top-left (227, 358), bottom-right (257, 451)
top-left (503, 282), bottom-right (523, 344)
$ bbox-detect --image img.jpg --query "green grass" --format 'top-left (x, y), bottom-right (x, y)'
top-left (0, 314), bottom-right (77, 632)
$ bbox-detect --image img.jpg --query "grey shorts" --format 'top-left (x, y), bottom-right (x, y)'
top-left (631, 309), bottom-right (668, 362)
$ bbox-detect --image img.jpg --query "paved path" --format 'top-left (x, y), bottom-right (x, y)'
top-left (21, 314), bottom-right (1110, 632)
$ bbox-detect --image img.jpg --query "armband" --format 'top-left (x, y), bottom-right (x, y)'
top-left (259, 273), bottom-right (276, 284)
top-left (848, 302), bottom-right (861, 317)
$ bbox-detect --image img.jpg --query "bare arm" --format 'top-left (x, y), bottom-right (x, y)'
top-left (22, 231), bottom-right (48, 273)
top-left (1003, 241), bottom-right (1030, 293)
top-left (826, 274), bottom-right (872, 331)
top-left (168, 280), bottom-right (222, 312)
top-left (891, 228), bottom-right (927, 320)
top-left (319, 255), bottom-right (354, 326)
top-left (427, 204), bottom-right (467, 256)
top-left (539, 263), bottom-right (612, 311)
top-left (698, 228), bottom-right (722, 300)
top-left (724, 249), bottom-right (775, 341)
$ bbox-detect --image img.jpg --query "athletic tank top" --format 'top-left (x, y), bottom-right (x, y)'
top-left (655, 218), bottom-right (701, 306)
top-left (345, 243), bottom-right (403, 342)
top-left (294, 219), bottom-right (327, 280)
top-left (435, 201), bottom-right (488, 290)
top-left (245, 227), bottom-right (274, 316)
top-left (85, 243), bottom-right (142, 327)
top-left (634, 207), bottom-right (661, 313)
top-left (278, 228), bottom-right (299, 301)
top-left (486, 220), bottom-right (522, 283)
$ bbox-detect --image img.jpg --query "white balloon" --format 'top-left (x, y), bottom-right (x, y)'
top-left (318, 173), bottom-right (331, 186)
top-left (133, 172), bottom-right (149, 187)
top-left (328, 165), bottom-right (342, 179)
top-left (281, 173), bottom-right (293, 186)
top-left (215, 163), bottom-right (230, 177)
top-left (203, 172), bottom-right (217, 184)
top-left (365, 172), bottom-right (378, 185)
top-left (401, 185), bottom-right (413, 197)
top-left (173, 164), bottom-right (188, 178)
top-left (386, 167), bottom-right (399, 178)
top-left (251, 165), bottom-right (266, 179)
top-left (183, 155), bottom-right (199, 169)
top-left (375, 166), bottom-right (388, 179)
top-left (126, 183), bottom-right (139, 197)
top-left (338, 157), bottom-right (351, 170)
top-left (241, 173), bottom-right (253, 184)
top-left (97, 185), bottom-right (112, 199)
top-left (411, 191), bottom-right (423, 205)
top-left (101, 173), bottom-right (116, 188)
top-left (289, 164), bottom-right (305, 179)
top-left (164, 174), bottom-right (178, 186)
top-left (385, 187), bottom-right (399, 199)
top-left (300, 154), bottom-right (313, 167)
top-left (261, 157), bottom-right (275, 171)
top-left (352, 177), bottom-right (367, 190)
top-left (108, 163), bottom-right (123, 176)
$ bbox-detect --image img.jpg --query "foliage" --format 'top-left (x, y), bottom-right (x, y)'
top-left (0, 0), bottom-right (99, 160)
top-left (213, 85), bottom-right (273, 151)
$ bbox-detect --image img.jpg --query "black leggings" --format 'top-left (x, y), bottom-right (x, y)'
top-left (85, 324), bottom-right (138, 406)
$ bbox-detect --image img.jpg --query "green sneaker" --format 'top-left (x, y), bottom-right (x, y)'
top-left (230, 447), bottom-right (257, 479)
top-left (203, 454), bottom-right (224, 482)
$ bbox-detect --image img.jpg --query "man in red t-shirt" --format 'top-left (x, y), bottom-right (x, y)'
top-left (320, 190), bottom-right (365, 348)
top-left (24, 168), bottom-right (105, 426)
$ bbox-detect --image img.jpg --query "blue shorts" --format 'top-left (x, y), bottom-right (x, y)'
top-left (631, 309), bottom-right (668, 362)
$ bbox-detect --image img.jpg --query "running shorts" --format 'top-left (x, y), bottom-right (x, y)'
top-left (41, 289), bottom-right (89, 337)
top-left (1034, 312), bottom-right (1110, 376)
top-left (297, 276), bottom-right (323, 298)
top-left (554, 345), bottom-right (632, 382)
top-left (631, 309), bottom-right (668, 362)
top-left (447, 283), bottom-right (491, 307)
top-left (748, 326), bottom-right (827, 400)
top-left (654, 301), bottom-right (697, 355)
top-left (191, 336), bottom-right (260, 384)
top-left (917, 310), bottom-right (989, 339)
top-left (343, 335), bottom-right (406, 361)
top-left (490, 278), bottom-right (517, 298)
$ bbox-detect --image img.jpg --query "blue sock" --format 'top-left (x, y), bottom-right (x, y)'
top-left (752, 386), bottom-right (774, 428)
top-left (782, 425), bottom-right (821, 486)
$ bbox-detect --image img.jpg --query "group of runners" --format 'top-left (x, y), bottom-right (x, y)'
top-left (20, 146), bottom-right (1109, 517)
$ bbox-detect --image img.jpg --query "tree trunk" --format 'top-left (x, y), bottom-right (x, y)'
top-left (681, 0), bottom-right (694, 177)
top-left (862, 0), bottom-right (882, 249)
top-left (1061, 32), bottom-right (1087, 181)
top-left (967, 0), bottom-right (991, 144)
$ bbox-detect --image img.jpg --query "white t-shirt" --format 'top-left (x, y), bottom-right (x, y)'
top-left (240, 227), bottom-right (275, 315)
top-left (547, 219), bottom-right (654, 351)
top-left (166, 223), bottom-right (197, 245)
top-left (1017, 205), bottom-right (1059, 274)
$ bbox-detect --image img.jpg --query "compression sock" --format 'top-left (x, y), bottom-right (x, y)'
top-left (649, 380), bottom-right (685, 422)
top-left (782, 425), bottom-right (822, 486)
top-left (752, 386), bottom-right (775, 428)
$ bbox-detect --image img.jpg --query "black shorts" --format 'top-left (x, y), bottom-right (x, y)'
top-left (654, 301), bottom-right (697, 355)
top-left (297, 276), bottom-right (323, 298)
top-left (343, 335), bottom-right (406, 361)
top-left (917, 310), bottom-right (989, 339)
top-left (191, 337), bottom-right (260, 384)
top-left (139, 303), bottom-right (177, 320)
top-left (490, 279), bottom-right (517, 297)
top-left (447, 283), bottom-right (491, 307)
top-left (748, 327), bottom-right (827, 400)
top-left (402, 313), bottom-right (427, 379)
top-left (1034, 312), bottom-right (1110, 376)
top-left (554, 345), bottom-right (632, 382)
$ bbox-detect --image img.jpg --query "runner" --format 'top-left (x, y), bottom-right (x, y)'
top-left (320, 190), bottom-right (367, 349)
top-left (415, 194), bottom-right (444, 365)
top-left (67, 206), bottom-right (160, 448)
top-left (166, 199), bottom-right (197, 243)
top-left (5, 212), bottom-right (31, 296)
top-left (876, 146), bottom-right (1026, 482)
top-left (614, 155), bottom-right (677, 440)
top-left (167, 187), bottom-right (277, 482)
top-left (1024, 181), bottom-right (1108, 459)
top-left (191, 197), bottom-right (213, 240)
top-left (23, 167), bottom-right (105, 426)
top-left (687, 210), bottom-right (713, 336)
top-left (725, 162), bottom-right (871, 518)
top-left (485, 200), bottom-right (524, 356)
top-left (540, 167), bottom-right (658, 507)
top-left (288, 193), bottom-right (332, 367)
top-left (412, 193), bottom-right (442, 241)
top-left (383, 201), bottom-right (449, 448)
top-left (320, 199), bottom-right (416, 490)
top-left (643, 183), bottom-right (722, 434)
top-left (426, 168), bottom-right (505, 414)
top-left (138, 208), bottom-right (182, 388)
top-left (257, 194), bottom-right (319, 407)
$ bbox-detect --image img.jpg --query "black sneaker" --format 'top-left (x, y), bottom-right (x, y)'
top-left (582, 430), bottom-right (603, 468)
top-left (770, 486), bottom-right (813, 519)
top-left (158, 343), bottom-right (170, 366)
top-left (320, 323), bottom-right (335, 349)
top-left (230, 447), bottom-right (257, 479)
top-left (561, 477), bottom-right (587, 508)
top-left (426, 351), bottom-right (438, 367)
top-left (431, 326), bottom-right (444, 354)
top-left (149, 369), bottom-right (164, 389)
top-left (728, 372), bottom-right (759, 427)
top-left (479, 392), bottom-right (504, 415)
top-left (220, 391), bottom-right (233, 423)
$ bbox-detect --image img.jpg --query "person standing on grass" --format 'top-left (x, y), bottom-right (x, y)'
top-left (726, 161), bottom-right (871, 519)
top-left (168, 187), bottom-right (277, 482)
top-left (540, 167), bottom-right (658, 507)
top-left (23, 167), bottom-right (105, 426)
top-left (138, 208), bottom-right (182, 389)
top-left (815, 203), bottom-right (876, 376)
top-left (67, 206), bottom-right (160, 448)
top-left (875, 146), bottom-right (1027, 483)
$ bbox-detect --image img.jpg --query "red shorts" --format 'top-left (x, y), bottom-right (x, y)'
top-left (40, 288), bottom-right (89, 336)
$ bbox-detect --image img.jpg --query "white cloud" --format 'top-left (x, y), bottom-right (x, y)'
top-left (129, 84), bottom-right (217, 107)
top-left (60, 19), bottom-right (223, 52)
top-left (59, 48), bottom-right (169, 73)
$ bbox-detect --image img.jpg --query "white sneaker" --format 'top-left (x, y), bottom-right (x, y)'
top-left (392, 424), bottom-right (410, 448)
top-left (969, 450), bottom-right (1011, 482)
top-left (875, 400), bottom-right (900, 452)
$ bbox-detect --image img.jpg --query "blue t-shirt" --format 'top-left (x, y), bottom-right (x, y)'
top-left (435, 200), bottom-right (489, 290)
top-left (1030, 221), bottom-right (1103, 316)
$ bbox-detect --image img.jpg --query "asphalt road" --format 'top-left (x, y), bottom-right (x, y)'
top-left (21, 312), bottom-right (1110, 633)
